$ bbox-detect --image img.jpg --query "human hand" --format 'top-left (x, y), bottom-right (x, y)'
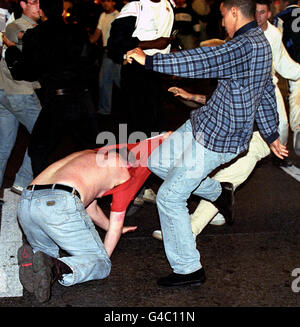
top-left (270, 138), bottom-right (289, 159)
top-left (122, 226), bottom-right (137, 234)
top-left (2, 35), bottom-right (16, 47)
top-left (126, 47), bottom-right (146, 65)
top-left (168, 87), bottom-right (192, 100)
top-left (168, 87), bottom-right (206, 105)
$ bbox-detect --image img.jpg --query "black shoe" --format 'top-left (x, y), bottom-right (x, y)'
top-left (212, 182), bottom-right (234, 225)
top-left (157, 268), bottom-right (206, 287)
top-left (272, 155), bottom-right (293, 168)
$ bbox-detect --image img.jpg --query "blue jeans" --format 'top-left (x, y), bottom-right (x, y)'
top-left (98, 53), bottom-right (121, 114)
top-left (148, 120), bottom-right (237, 274)
top-left (0, 90), bottom-right (41, 188)
top-left (18, 188), bottom-right (111, 286)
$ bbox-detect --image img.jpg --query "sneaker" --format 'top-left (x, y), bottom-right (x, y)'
top-left (209, 213), bottom-right (226, 226)
top-left (294, 129), bottom-right (300, 156)
top-left (152, 230), bottom-right (163, 241)
top-left (17, 244), bottom-right (34, 293)
top-left (133, 197), bottom-right (144, 206)
top-left (10, 184), bottom-right (24, 195)
top-left (152, 230), bottom-right (196, 241)
top-left (142, 188), bottom-right (157, 204)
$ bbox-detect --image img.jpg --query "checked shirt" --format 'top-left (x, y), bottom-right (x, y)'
top-left (145, 21), bottom-right (279, 154)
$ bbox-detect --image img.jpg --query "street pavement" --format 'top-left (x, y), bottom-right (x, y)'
top-left (0, 77), bottom-right (299, 312)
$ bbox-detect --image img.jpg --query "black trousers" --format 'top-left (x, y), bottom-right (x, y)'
top-left (28, 89), bottom-right (98, 177)
top-left (121, 62), bottom-right (165, 138)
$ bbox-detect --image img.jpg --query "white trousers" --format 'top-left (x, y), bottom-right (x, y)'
top-left (288, 79), bottom-right (300, 132)
top-left (190, 131), bottom-right (271, 235)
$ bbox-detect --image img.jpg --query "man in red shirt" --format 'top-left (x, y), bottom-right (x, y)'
top-left (17, 133), bottom-right (170, 303)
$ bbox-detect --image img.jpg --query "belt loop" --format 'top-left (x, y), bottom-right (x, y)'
top-left (52, 184), bottom-right (56, 190)
top-left (29, 184), bottom-right (35, 200)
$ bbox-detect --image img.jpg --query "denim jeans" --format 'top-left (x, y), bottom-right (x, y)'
top-left (18, 188), bottom-right (111, 286)
top-left (0, 89), bottom-right (41, 188)
top-left (148, 120), bottom-right (238, 274)
top-left (98, 53), bottom-right (121, 115)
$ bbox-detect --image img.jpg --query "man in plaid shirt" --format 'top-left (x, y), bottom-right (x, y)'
top-left (127, 0), bottom-right (288, 287)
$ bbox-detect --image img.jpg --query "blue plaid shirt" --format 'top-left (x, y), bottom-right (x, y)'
top-left (145, 21), bottom-right (279, 154)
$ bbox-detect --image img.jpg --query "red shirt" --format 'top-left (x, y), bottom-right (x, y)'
top-left (94, 134), bottom-right (166, 212)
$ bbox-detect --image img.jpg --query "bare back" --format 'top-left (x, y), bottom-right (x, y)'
top-left (31, 150), bottom-right (131, 206)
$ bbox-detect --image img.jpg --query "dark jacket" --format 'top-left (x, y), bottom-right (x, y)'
top-left (6, 17), bottom-right (97, 90)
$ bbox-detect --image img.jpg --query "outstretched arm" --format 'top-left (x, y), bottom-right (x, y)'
top-left (86, 201), bottom-right (137, 257)
top-left (104, 211), bottom-right (137, 257)
top-left (168, 87), bottom-right (206, 104)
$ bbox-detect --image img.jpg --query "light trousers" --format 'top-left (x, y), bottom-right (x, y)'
top-left (190, 131), bottom-right (271, 236)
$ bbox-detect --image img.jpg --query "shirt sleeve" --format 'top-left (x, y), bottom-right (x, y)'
top-left (107, 16), bottom-right (139, 63)
top-left (96, 13), bottom-right (104, 31)
top-left (145, 37), bottom-right (252, 79)
top-left (255, 75), bottom-right (279, 143)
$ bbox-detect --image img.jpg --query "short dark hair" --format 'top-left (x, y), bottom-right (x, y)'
top-left (256, 0), bottom-right (272, 10)
top-left (223, 0), bottom-right (256, 19)
top-left (39, 0), bottom-right (63, 18)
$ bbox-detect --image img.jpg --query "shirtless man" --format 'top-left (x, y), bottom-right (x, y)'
top-left (17, 133), bottom-right (169, 303)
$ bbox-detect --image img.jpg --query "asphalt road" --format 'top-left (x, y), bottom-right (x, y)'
top-left (0, 77), bottom-right (299, 314)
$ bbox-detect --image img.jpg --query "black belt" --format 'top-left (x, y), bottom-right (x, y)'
top-left (27, 184), bottom-right (81, 199)
top-left (55, 88), bottom-right (88, 96)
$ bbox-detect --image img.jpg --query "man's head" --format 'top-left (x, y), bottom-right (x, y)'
top-left (256, 0), bottom-right (272, 30)
top-left (221, 0), bottom-right (256, 38)
top-left (39, 0), bottom-right (63, 19)
top-left (277, 0), bottom-right (298, 11)
top-left (19, 0), bottom-right (40, 22)
top-left (101, 0), bottom-right (116, 13)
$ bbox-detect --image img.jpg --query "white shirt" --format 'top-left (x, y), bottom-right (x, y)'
top-left (117, 0), bottom-right (174, 56)
top-left (97, 10), bottom-right (119, 47)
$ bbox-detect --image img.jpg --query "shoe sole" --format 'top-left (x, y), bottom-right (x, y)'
top-left (33, 252), bottom-right (53, 303)
top-left (157, 279), bottom-right (205, 287)
top-left (17, 244), bottom-right (34, 293)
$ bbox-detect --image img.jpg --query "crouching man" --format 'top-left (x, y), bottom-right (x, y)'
top-left (17, 133), bottom-right (170, 303)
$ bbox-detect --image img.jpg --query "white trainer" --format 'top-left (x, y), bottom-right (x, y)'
top-left (152, 230), bottom-right (196, 241)
top-left (209, 213), bottom-right (226, 226)
top-left (152, 230), bottom-right (163, 241)
top-left (142, 188), bottom-right (157, 204)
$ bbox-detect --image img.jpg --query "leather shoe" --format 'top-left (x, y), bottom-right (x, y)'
top-left (157, 268), bottom-right (206, 287)
top-left (213, 182), bottom-right (234, 225)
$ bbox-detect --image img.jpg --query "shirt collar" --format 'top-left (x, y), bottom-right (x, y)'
top-left (233, 20), bottom-right (258, 38)
top-left (21, 14), bottom-right (38, 26)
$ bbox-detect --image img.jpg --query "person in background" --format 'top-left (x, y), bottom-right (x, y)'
top-left (0, 0), bottom-right (42, 197)
top-left (5, 0), bottom-right (99, 178)
top-left (274, 0), bottom-right (300, 155)
top-left (173, 0), bottom-right (201, 50)
top-left (89, 0), bottom-right (120, 115)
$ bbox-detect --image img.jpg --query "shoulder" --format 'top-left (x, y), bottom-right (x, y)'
top-left (266, 22), bottom-right (282, 38)
top-left (117, 1), bottom-right (140, 19)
